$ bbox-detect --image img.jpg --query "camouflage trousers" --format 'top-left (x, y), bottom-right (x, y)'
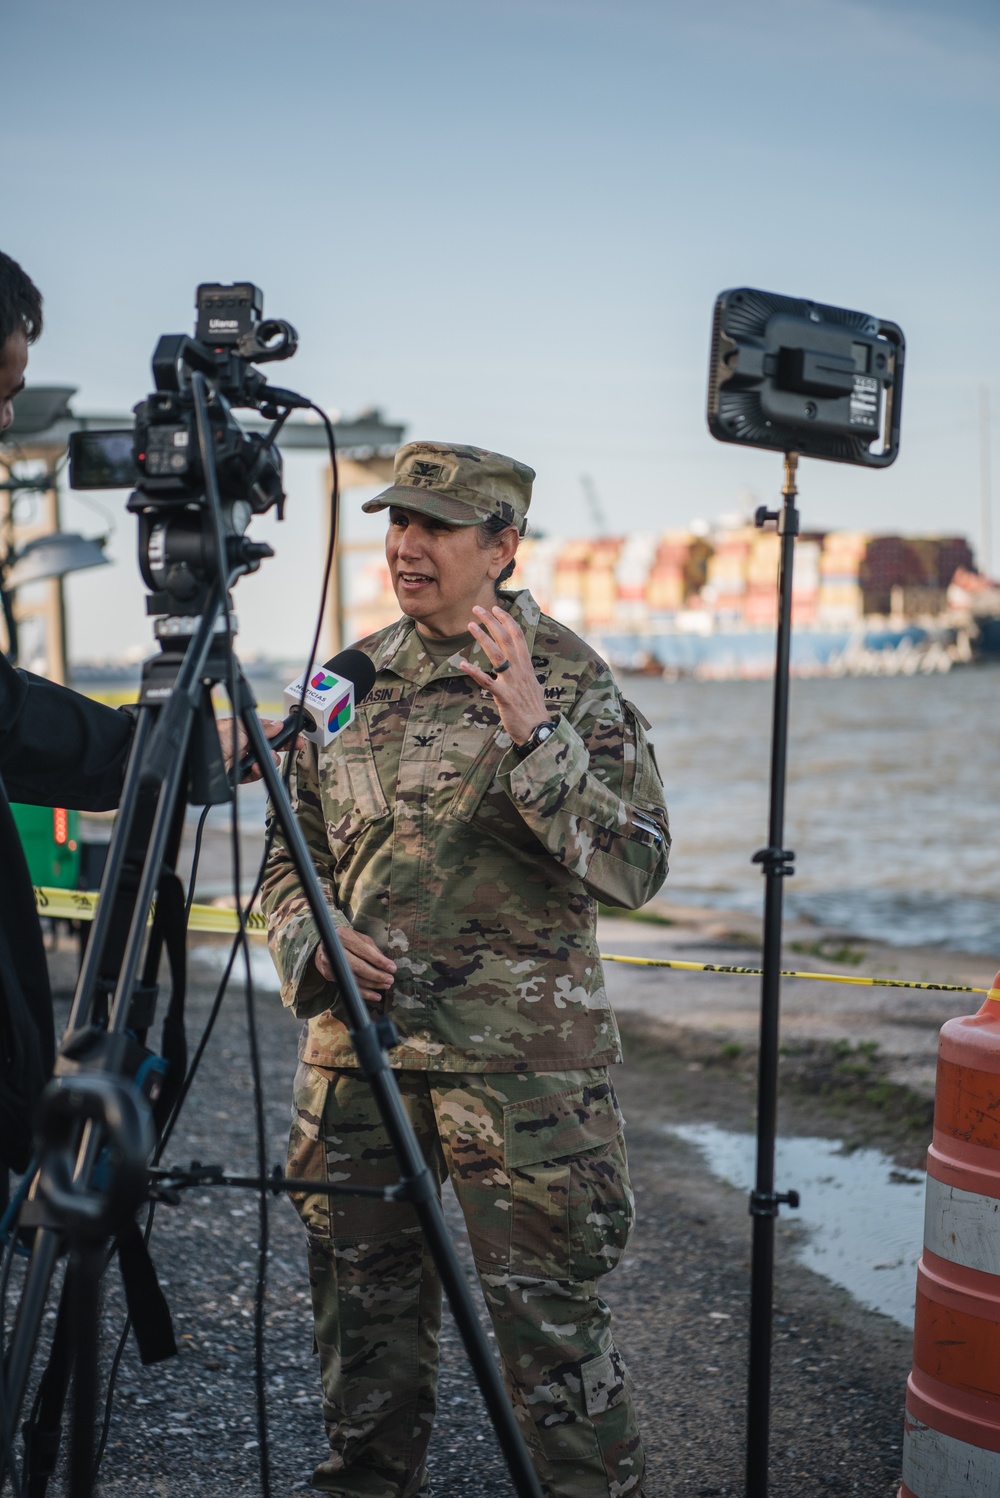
top-left (286, 1063), bottom-right (645, 1498)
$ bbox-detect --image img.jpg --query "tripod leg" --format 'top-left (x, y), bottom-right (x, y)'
top-left (81, 597), bottom-right (230, 1042)
top-left (21, 1267), bottom-right (76, 1498)
top-left (237, 699), bottom-right (544, 1498)
top-left (66, 709), bottom-right (157, 1035)
top-left (105, 714), bottom-right (196, 1038)
top-left (67, 1243), bottom-right (101, 1498)
top-left (21, 1300), bottom-right (69, 1497)
top-left (3, 627), bottom-right (219, 1473)
top-left (3, 1228), bottom-right (63, 1478)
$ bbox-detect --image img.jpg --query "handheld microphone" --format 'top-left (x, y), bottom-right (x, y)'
top-left (283, 647), bottom-right (377, 747)
top-left (236, 648), bottom-right (376, 778)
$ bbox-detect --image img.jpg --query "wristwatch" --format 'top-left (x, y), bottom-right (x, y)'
top-left (515, 716), bottom-right (558, 759)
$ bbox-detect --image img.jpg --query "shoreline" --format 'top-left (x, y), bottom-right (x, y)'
top-left (600, 893), bottom-right (993, 1167)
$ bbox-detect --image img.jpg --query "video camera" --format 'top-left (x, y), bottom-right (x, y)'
top-left (68, 282), bottom-right (304, 620)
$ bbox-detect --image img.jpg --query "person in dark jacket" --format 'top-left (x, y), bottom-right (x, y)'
top-left (0, 654), bottom-right (135, 1174)
top-left (0, 251), bottom-right (287, 1178)
top-left (0, 253), bottom-right (137, 1174)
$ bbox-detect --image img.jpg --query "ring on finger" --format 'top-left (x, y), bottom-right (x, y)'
top-left (493, 659), bottom-right (511, 673)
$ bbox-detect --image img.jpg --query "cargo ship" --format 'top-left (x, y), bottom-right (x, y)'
top-left (340, 523), bottom-right (995, 679)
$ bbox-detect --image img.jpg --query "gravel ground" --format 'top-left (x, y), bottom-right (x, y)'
top-left (2, 908), bottom-right (923, 1498)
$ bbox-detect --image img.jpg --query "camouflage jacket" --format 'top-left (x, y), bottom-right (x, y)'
top-left (260, 589), bottom-right (670, 1072)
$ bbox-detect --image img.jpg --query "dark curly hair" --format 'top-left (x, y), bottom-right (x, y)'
top-left (0, 252), bottom-right (43, 349)
top-left (476, 513), bottom-right (521, 595)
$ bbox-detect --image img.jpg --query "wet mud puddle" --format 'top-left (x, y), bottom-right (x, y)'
top-left (191, 943), bottom-right (281, 990)
top-left (665, 1124), bottom-right (926, 1327)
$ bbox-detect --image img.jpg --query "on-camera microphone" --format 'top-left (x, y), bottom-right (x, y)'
top-left (236, 648), bottom-right (376, 778)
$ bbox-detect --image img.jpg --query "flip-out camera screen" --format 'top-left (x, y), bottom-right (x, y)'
top-left (69, 429), bottom-right (138, 489)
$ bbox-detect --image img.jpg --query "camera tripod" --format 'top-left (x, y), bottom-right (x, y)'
top-left (0, 394), bottom-right (543, 1498)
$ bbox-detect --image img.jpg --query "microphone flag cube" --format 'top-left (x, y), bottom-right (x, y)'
top-left (283, 666), bottom-right (357, 746)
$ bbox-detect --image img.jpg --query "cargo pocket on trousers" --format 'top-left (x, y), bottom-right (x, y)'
top-left (286, 1061), bottom-right (332, 1239)
top-left (504, 1083), bottom-right (632, 1282)
top-left (582, 1346), bottom-right (635, 1416)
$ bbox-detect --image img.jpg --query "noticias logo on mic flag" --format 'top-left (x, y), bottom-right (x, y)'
top-left (284, 665), bottom-right (359, 747)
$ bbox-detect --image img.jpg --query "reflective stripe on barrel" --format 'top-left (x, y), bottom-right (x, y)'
top-left (923, 1179), bottom-right (1000, 1277)
top-left (898, 980), bottom-right (1000, 1498)
top-left (902, 1422), bottom-right (1000, 1497)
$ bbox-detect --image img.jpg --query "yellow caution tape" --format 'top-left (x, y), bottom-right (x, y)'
top-left (598, 952), bottom-right (990, 995)
top-left (32, 887), bottom-right (991, 995)
top-left (33, 885), bottom-right (268, 934)
top-left (189, 906), bottom-right (268, 934)
top-left (33, 887), bottom-right (98, 920)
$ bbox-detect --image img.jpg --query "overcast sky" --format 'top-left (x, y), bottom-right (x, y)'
top-left (4, 0), bottom-right (998, 661)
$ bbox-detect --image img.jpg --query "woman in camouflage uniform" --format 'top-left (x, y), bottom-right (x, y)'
top-left (261, 442), bottom-right (670, 1498)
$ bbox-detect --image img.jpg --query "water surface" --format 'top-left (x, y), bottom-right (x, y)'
top-left (667, 1123), bottom-right (926, 1327)
top-left (627, 667), bottom-right (1000, 952)
top-left (126, 663), bottom-right (1000, 953)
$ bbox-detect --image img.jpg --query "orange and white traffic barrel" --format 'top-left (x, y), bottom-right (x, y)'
top-left (900, 973), bottom-right (1000, 1497)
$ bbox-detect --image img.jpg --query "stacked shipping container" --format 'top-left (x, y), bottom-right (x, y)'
top-left (744, 532), bottom-right (780, 627)
top-left (614, 533), bottom-right (661, 629)
top-left (861, 535), bottom-right (974, 615)
top-left (819, 530), bottom-right (869, 626)
top-left (582, 538), bottom-right (624, 626)
top-left (704, 528), bottom-right (753, 621)
top-left (646, 532), bottom-right (697, 618)
top-left (339, 527), bottom-right (979, 648)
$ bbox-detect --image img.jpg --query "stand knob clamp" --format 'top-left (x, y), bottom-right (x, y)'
top-left (749, 1189), bottom-right (801, 1218)
top-left (754, 504), bottom-right (800, 536)
top-left (752, 846), bottom-right (796, 877)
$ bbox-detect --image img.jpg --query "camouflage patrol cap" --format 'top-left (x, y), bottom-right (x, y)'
top-left (361, 441), bottom-right (534, 532)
